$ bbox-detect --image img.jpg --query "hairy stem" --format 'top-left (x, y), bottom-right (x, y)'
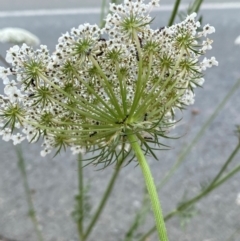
top-left (127, 131), bottom-right (168, 241)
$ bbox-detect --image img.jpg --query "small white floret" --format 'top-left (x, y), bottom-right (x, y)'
top-left (202, 38), bottom-right (213, 51)
top-left (11, 133), bottom-right (25, 145)
top-left (202, 24), bottom-right (215, 36)
top-left (0, 128), bottom-right (12, 142)
top-left (70, 146), bottom-right (86, 155)
top-left (0, 67), bottom-right (11, 84)
top-left (40, 148), bottom-right (52, 157)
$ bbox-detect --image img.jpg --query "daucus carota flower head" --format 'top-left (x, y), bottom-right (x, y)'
top-left (0, 0), bottom-right (217, 166)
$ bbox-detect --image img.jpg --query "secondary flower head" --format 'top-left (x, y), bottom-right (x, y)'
top-left (235, 35), bottom-right (240, 45)
top-left (0, 27), bottom-right (40, 46)
top-left (236, 193), bottom-right (240, 206)
top-left (0, 0), bottom-right (217, 166)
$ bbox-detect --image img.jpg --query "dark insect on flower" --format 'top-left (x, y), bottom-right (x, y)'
top-left (144, 136), bottom-right (153, 140)
top-left (98, 38), bottom-right (106, 42)
top-left (31, 78), bottom-right (36, 87)
top-left (115, 115), bottom-right (129, 124)
top-left (159, 26), bottom-right (165, 32)
top-left (89, 131), bottom-right (97, 137)
top-left (10, 67), bottom-right (16, 74)
top-left (138, 36), bottom-right (143, 48)
top-left (86, 49), bottom-right (92, 56)
top-left (96, 38), bottom-right (107, 57)
top-left (135, 36), bottom-right (143, 61)
top-left (144, 113), bottom-right (148, 121)
top-left (165, 72), bottom-right (170, 78)
top-left (96, 51), bottom-right (104, 57)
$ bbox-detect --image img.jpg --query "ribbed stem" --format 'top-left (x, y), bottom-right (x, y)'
top-left (77, 154), bottom-right (84, 240)
top-left (127, 132), bottom-right (168, 241)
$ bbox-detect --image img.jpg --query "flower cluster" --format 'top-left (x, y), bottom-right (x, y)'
top-left (0, 0), bottom-right (217, 165)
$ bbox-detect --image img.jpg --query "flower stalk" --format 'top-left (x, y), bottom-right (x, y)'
top-left (77, 154), bottom-right (84, 240)
top-left (168, 0), bottom-right (182, 26)
top-left (127, 131), bottom-right (169, 241)
top-left (16, 146), bottom-right (44, 241)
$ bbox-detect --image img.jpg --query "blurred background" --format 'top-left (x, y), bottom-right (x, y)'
top-left (0, 0), bottom-right (240, 241)
top-left (0, 0), bottom-right (232, 10)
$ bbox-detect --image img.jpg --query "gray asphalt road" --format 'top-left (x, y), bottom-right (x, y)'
top-left (0, 0), bottom-right (232, 10)
top-left (0, 2), bottom-right (240, 241)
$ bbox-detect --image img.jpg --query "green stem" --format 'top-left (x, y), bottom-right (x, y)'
top-left (99, 0), bottom-right (107, 28)
top-left (170, 142), bottom-right (240, 215)
top-left (158, 78), bottom-right (240, 190)
top-left (139, 142), bottom-right (240, 241)
top-left (16, 146), bottom-right (44, 241)
top-left (89, 56), bottom-right (123, 117)
top-left (83, 158), bottom-right (123, 240)
top-left (168, 0), bottom-right (182, 26)
top-left (207, 142), bottom-right (240, 187)
top-left (127, 132), bottom-right (168, 241)
top-left (192, 0), bottom-right (204, 13)
top-left (209, 162), bottom-right (240, 192)
top-left (77, 154), bottom-right (84, 240)
top-left (128, 31), bottom-right (144, 118)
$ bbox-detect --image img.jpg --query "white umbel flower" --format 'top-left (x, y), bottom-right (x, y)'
top-left (0, 0), bottom-right (218, 163)
top-left (0, 27), bottom-right (40, 46)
